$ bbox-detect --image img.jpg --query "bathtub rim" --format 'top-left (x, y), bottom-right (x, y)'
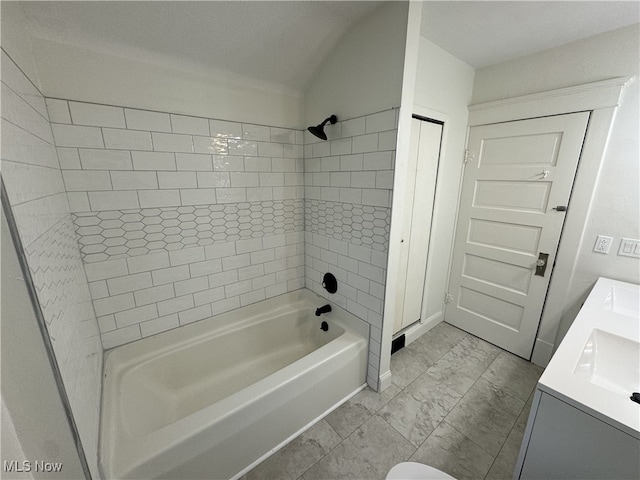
top-left (99, 287), bottom-right (369, 479)
top-left (110, 331), bottom-right (367, 479)
top-left (102, 288), bottom-right (365, 365)
top-left (230, 381), bottom-right (368, 480)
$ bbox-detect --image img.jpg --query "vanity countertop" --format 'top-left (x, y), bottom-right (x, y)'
top-left (538, 277), bottom-right (640, 439)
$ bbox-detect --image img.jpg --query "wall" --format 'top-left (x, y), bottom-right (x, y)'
top-left (2, 215), bottom-right (85, 480)
top-left (4, 1), bottom-right (303, 129)
top-left (303, 1), bottom-right (408, 127)
top-left (49, 99), bottom-right (306, 348)
top-left (5, 0), bottom-right (408, 408)
top-left (1, 49), bottom-right (102, 478)
top-left (302, 1), bottom-right (409, 390)
top-left (0, 2), bottom-right (40, 87)
top-left (1, 398), bottom-right (34, 480)
top-left (30, 37), bottom-right (304, 129)
top-left (472, 24), bottom-right (639, 351)
top-left (304, 109), bottom-right (397, 389)
top-left (411, 36), bottom-right (475, 327)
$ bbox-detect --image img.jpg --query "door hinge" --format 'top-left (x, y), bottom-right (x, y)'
top-left (445, 293), bottom-right (454, 304)
top-left (464, 149), bottom-right (475, 164)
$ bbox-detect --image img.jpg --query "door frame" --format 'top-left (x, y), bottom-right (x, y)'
top-left (464, 76), bottom-right (632, 366)
top-left (395, 105), bottom-right (453, 346)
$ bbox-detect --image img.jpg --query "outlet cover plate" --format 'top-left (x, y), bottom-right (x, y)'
top-left (594, 235), bottom-right (613, 254)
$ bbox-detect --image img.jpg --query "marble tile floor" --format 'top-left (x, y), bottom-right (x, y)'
top-left (242, 322), bottom-right (544, 480)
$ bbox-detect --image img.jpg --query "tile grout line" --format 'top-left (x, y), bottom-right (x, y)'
top-left (395, 331), bottom-right (474, 458)
top-left (391, 331), bottom-right (514, 470)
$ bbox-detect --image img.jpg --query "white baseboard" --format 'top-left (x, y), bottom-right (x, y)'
top-left (531, 338), bottom-right (554, 367)
top-left (382, 313), bottom-right (445, 392)
top-left (378, 370), bottom-right (393, 392)
top-left (400, 311), bottom-right (443, 347)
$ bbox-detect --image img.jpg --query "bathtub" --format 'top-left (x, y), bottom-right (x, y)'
top-left (99, 289), bottom-right (369, 479)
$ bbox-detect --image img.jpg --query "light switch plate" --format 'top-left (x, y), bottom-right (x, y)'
top-left (618, 238), bottom-right (640, 258)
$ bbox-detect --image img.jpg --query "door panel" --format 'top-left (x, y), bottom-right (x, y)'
top-left (468, 218), bottom-right (542, 255)
top-left (393, 117), bottom-right (443, 335)
top-left (457, 286), bottom-right (525, 330)
top-left (446, 112), bottom-right (590, 358)
top-left (473, 180), bottom-right (552, 212)
top-left (481, 133), bottom-right (561, 166)
top-left (462, 254), bottom-right (533, 294)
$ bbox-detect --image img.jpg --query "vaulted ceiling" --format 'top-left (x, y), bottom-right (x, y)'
top-left (17, 0), bottom-right (640, 94)
top-left (17, 1), bottom-right (380, 95)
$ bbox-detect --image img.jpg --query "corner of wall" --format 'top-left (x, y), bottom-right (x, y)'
top-left (30, 36), bottom-right (304, 129)
top-left (0, 2), bottom-right (42, 89)
top-left (1, 48), bottom-right (103, 479)
top-left (303, 1), bottom-right (409, 127)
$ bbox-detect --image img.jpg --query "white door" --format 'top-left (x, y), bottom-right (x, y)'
top-left (446, 112), bottom-right (590, 358)
top-left (393, 116), bottom-right (443, 335)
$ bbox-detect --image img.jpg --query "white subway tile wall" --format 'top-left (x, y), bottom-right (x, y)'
top-left (51, 99), bottom-right (306, 350)
top-left (46, 95), bottom-right (397, 391)
top-left (1, 52), bottom-right (102, 478)
top-left (304, 109), bottom-right (398, 390)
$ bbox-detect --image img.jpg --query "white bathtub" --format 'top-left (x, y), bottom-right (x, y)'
top-left (99, 289), bottom-right (369, 479)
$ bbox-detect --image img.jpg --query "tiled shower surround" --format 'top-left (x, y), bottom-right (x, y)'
top-left (48, 99), bottom-right (307, 349)
top-left (304, 110), bottom-right (397, 389)
top-left (49, 97), bottom-right (397, 389)
top-left (1, 51), bottom-right (102, 477)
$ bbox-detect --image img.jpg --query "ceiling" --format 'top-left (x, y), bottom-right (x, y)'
top-left (421, 1), bottom-right (640, 68)
top-left (17, 1), bottom-right (640, 93)
top-left (18, 1), bottom-right (380, 95)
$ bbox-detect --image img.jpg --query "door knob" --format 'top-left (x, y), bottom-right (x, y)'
top-left (535, 253), bottom-right (549, 277)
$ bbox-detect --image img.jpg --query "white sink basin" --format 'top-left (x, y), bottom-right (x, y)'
top-left (603, 285), bottom-right (640, 317)
top-left (574, 328), bottom-right (640, 396)
top-left (539, 277), bottom-right (640, 438)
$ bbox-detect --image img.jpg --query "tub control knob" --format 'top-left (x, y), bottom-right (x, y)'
top-left (322, 273), bottom-right (338, 294)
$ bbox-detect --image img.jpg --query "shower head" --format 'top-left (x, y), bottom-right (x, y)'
top-left (308, 115), bottom-right (337, 141)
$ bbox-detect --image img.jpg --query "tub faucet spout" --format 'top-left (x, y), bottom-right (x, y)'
top-left (315, 304), bottom-right (332, 316)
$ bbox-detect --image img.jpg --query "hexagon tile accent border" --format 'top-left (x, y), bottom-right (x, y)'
top-left (72, 200), bottom-right (304, 262)
top-left (305, 199), bottom-right (391, 252)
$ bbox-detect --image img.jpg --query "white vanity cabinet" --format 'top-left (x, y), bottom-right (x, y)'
top-left (514, 278), bottom-right (640, 480)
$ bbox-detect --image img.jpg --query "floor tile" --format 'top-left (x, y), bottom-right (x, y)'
top-left (325, 400), bottom-right (374, 440)
top-left (303, 415), bottom-right (416, 480)
top-left (444, 378), bottom-right (525, 456)
top-left (390, 347), bottom-right (430, 389)
top-left (379, 372), bottom-right (462, 446)
top-left (514, 390), bottom-right (536, 433)
top-left (242, 419), bottom-right (341, 480)
top-left (482, 351), bottom-right (544, 401)
top-left (246, 325), bottom-right (545, 480)
top-left (426, 334), bottom-right (502, 395)
top-left (352, 384), bottom-right (402, 413)
top-left (410, 421), bottom-right (495, 480)
top-left (404, 322), bottom-right (467, 365)
top-left (325, 386), bottom-right (401, 439)
top-left (485, 427), bottom-right (525, 480)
